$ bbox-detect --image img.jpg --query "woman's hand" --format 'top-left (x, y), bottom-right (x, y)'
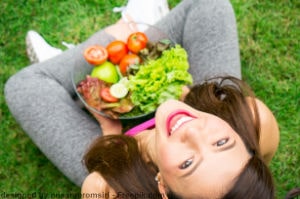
top-left (180, 86), bottom-right (190, 101)
top-left (90, 110), bottom-right (122, 136)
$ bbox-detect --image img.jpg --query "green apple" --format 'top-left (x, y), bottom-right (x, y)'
top-left (91, 61), bottom-right (119, 83)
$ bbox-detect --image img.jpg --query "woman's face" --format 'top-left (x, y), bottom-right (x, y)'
top-left (154, 100), bottom-right (251, 198)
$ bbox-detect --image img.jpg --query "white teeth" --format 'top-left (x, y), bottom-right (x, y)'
top-left (170, 116), bottom-right (194, 134)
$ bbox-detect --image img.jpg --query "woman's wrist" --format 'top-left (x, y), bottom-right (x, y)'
top-left (90, 111), bottom-right (122, 135)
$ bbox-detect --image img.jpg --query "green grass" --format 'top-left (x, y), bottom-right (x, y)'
top-left (0, 0), bottom-right (299, 198)
top-left (232, 1), bottom-right (300, 197)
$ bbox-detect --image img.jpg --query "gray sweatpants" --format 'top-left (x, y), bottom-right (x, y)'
top-left (4, 0), bottom-right (240, 186)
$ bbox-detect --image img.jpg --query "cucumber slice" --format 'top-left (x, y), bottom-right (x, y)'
top-left (119, 77), bottom-right (129, 87)
top-left (110, 83), bottom-right (129, 98)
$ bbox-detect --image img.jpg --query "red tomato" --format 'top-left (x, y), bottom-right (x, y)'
top-left (84, 45), bottom-right (108, 65)
top-left (100, 87), bottom-right (119, 103)
top-left (127, 32), bottom-right (148, 54)
top-left (119, 54), bottom-right (141, 75)
top-left (106, 40), bottom-right (128, 64)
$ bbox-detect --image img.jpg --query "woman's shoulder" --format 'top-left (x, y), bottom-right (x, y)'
top-left (248, 97), bottom-right (280, 164)
top-left (81, 171), bottom-right (116, 198)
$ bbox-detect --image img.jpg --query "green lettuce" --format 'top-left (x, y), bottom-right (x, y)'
top-left (128, 45), bottom-right (193, 113)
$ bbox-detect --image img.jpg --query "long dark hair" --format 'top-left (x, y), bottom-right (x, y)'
top-left (84, 135), bottom-right (160, 198)
top-left (84, 76), bottom-right (275, 198)
top-left (285, 188), bottom-right (300, 199)
top-left (184, 76), bottom-right (275, 199)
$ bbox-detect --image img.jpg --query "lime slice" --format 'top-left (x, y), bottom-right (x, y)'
top-left (91, 61), bottom-right (119, 83)
top-left (110, 83), bottom-right (129, 98)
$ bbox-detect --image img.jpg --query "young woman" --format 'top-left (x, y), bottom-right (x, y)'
top-left (5, 0), bottom-right (282, 198)
top-left (82, 76), bottom-right (280, 199)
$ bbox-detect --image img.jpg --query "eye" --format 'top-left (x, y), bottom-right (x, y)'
top-left (216, 138), bottom-right (229, 147)
top-left (179, 158), bottom-right (193, 169)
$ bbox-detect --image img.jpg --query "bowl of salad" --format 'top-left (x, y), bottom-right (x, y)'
top-left (72, 23), bottom-right (193, 122)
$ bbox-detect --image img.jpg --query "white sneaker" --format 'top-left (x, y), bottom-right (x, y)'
top-left (113, 0), bottom-right (170, 25)
top-left (26, 30), bottom-right (63, 63)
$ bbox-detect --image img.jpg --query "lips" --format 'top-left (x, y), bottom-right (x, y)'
top-left (166, 110), bottom-right (195, 136)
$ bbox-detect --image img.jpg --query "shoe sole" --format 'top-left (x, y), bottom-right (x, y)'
top-left (26, 34), bottom-right (39, 64)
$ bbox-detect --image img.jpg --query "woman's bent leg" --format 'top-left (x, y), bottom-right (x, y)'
top-left (157, 0), bottom-right (241, 83)
top-left (4, 30), bottom-right (115, 186)
top-left (5, 0), bottom-right (241, 186)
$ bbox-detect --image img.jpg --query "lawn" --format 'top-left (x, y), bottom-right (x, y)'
top-left (0, 0), bottom-right (299, 198)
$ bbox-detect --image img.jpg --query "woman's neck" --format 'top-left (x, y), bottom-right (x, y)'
top-left (134, 128), bottom-right (157, 164)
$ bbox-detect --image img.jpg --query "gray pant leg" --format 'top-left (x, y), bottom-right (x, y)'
top-left (157, 0), bottom-right (241, 84)
top-left (4, 30), bottom-right (114, 186)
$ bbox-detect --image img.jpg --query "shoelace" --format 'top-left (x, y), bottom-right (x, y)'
top-left (62, 41), bottom-right (76, 49)
top-left (113, 6), bottom-right (132, 23)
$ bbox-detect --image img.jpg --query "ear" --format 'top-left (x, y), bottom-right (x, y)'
top-left (156, 173), bottom-right (169, 199)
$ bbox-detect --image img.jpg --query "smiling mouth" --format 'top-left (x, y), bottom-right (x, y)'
top-left (167, 110), bottom-right (195, 135)
top-left (170, 116), bottom-right (194, 135)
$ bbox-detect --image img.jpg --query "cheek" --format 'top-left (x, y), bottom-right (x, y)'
top-left (155, 141), bottom-right (181, 174)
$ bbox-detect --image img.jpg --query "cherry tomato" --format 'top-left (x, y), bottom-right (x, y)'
top-left (119, 54), bottom-right (141, 75)
top-left (84, 45), bottom-right (108, 65)
top-left (127, 32), bottom-right (148, 54)
top-left (106, 40), bottom-right (128, 64)
top-left (100, 87), bottom-right (119, 103)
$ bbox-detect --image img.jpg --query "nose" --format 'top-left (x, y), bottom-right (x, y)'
top-left (180, 125), bottom-right (204, 149)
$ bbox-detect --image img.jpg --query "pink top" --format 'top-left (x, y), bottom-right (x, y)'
top-left (124, 118), bottom-right (156, 137)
